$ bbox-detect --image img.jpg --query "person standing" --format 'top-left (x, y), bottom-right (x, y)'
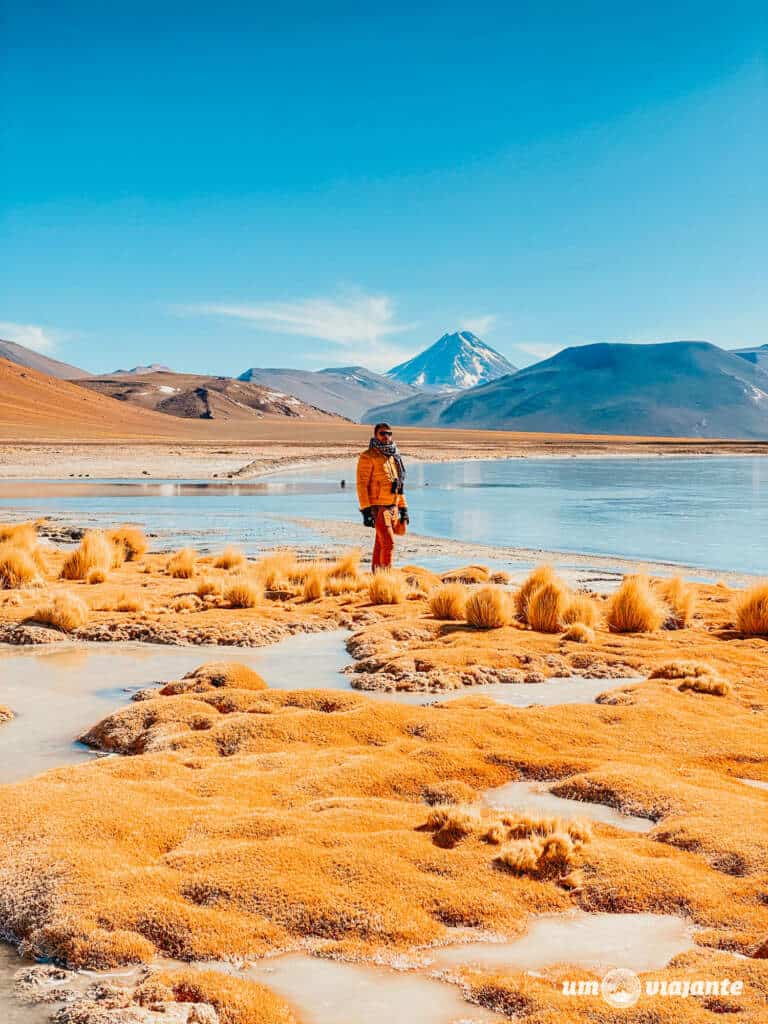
top-left (356, 422), bottom-right (409, 571)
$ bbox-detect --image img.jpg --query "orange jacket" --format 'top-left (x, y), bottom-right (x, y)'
top-left (356, 448), bottom-right (406, 509)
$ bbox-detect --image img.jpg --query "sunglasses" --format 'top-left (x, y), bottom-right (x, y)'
top-left (378, 431), bottom-right (393, 437)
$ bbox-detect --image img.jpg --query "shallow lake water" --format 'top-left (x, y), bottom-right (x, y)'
top-left (431, 911), bottom-right (695, 973)
top-left (1, 456), bottom-right (767, 571)
top-left (483, 779), bottom-right (654, 832)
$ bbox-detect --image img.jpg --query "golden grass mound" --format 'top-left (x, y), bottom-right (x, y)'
top-left (60, 530), bottom-right (114, 581)
top-left (465, 585), bottom-right (509, 628)
top-left (561, 622), bottom-right (595, 644)
top-left (86, 567), bottom-right (107, 585)
top-left (254, 549), bottom-right (299, 589)
top-left (562, 592), bottom-right (599, 628)
top-left (606, 574), bottom-right (668, 633)
top-left (108, 525), bottom-right (148, 562)
top-left (329, 548), bottom-right (361, 578)
top-left (656, 575), bottom-right (696, 628)
top-left (137, 968), bottom-right (297, 1024)
top-left (196, 576), bottom-right (221, 598)
top-left (428, 582), bottom-right (467, 620)
top-left (0, 543), bottom-right (42, 589)
top-left (0, 521), bottom-right (39, 549)
top-left (650, 660), bottom-right (731, 696)
top-left (368, 569), bottom-right (406, 605)
top-left (166, 548), bottom-right (197, 579)
top-left (115, 592), bottom-right (146, 613)
top-left (515, 564), bottom-right (557, 623)
top-left (32, 591), bottom-right (89, 632)
top-left (441, 564), bottom-right (490, 584)
top-left (181, 662), bottom-right (268, 691)
top-left (302, 564), bottom-right (327, 601)
top-left (213, 546), bottom-right (247, 570)
top-left (224, 575), bottom-right (262, 608)
top-left (735, 582), bottom-right (768, 635)
top-left (527, 580), bottom-right (569, 633)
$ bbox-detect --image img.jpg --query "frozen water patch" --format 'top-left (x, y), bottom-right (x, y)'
top-left (739, 777), bottom-right (768, 791)
top-left (483, 779), bottom-right (654, 832)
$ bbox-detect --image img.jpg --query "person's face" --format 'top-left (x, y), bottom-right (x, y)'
top-left (376, 428), bottom-right (393, 443)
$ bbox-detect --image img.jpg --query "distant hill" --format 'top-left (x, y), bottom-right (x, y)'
top-left (732, 344), bottom-right (768, 370)
top-left (0, 338), bottom-right (91, 380)
top-left (369, 341), bottom-right (768, 439)
top-left (238, 366), bottom-right (419, 421)
top-left (78, 371), bottom-right (347, 422)
top-left (387, 331), bottom-right (517, 392)
top-left (112, 363), bottom-right (173, 375)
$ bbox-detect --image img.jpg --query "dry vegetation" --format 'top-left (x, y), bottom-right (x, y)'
top-left (368, 569), bottom-right (406, 605)
top-left (107, 525), bottom-right (148, 562)
top-left (213, 546), bottom-right (247, 570)
top-left (60, 530), bottom-right (115, 581)
top-left (465, 585), bottom-right (509, 628)
top-left (428, 582), bottom-right (467, 620)
top-left (32, 591), bottom-right (89, 632)
top-left (735, 581), bottom-right (768, 635)
top-left (166, 547), bottom-right (198, 579)
top-left (606, 573), bottom-right (668, 633)
top-left (224, 575), bottom-right (262, 608)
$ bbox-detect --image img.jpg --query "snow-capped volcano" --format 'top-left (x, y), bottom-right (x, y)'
top-left (387, 331), bottom-right (517, 392)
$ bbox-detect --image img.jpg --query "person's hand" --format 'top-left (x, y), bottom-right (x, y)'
top-left (399, 507), bottom-right (409, 525)
top-left (361, 507), bottom-right (376, 528)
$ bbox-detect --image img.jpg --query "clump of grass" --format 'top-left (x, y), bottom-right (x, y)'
top-left (515, 564), bottom-right (557, 623)
top-left (368, 569), bottom-right (406, 605)
top-left (325, 575), bottom-right (358, 596)
top-left (224, 575), bottom-right (262, 608)
top-left (86, 568), bottom-right (107, 585)
top-left (254, 549), bottom-right (299, 589)
top-left (649, 660), bottom-right (730, 696)
top-left (606, 574), bottom-right (667, 633)
top-left (441, 565), bottom-right (490, 584)
top-left (213, 547), bottom-right (246, 570)
top-left (429, 583), bottom-right (467, 621)
top-left (32, 592), bottom-right (89, 632)
top-left (527, 580), bottom-right (569, 633)
top-left (196, 577), bottom-right (221, 598)
top-left (656, 576), bottom-right (696, 628)
top-left (465, 586), bottom-right (509, 629)
top-left (60, 530), bottom-right (114, 581)
top-left (115, 592), bottom-right (146, 613)
top-left (170, 594), bottom-right (203, 613)
top-left (302, 564), bottom-right (327, 601)
top-left (489, 571), bottom-right (511, 585)
top-left (0, 522), bottom-right (39, 549)
top-left (497, 832), bottom-right (577, 878)
top-left (562, 622), bottom-right (595, 644)
top-left (422, 780), bottom-right (475, 806)
top-left (108, 525), bottom-right (148, 562)
top-left (329, 548), bottom-right (361, 578)
top-left (166, 548), bottom-right (197, 579)
top-left (424, 805), bottom-right (484, 846)
top-left (562, 593), bottom-right (600, 628)
top-left (678, 675), bottom-right (730, 696)
top-left (0, 544), bottom-right (42, 589)
top-left (735, 582), bottom-right (768, 635)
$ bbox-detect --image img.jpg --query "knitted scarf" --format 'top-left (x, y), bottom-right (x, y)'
top-left (369, 437), bottom-right (407, 486)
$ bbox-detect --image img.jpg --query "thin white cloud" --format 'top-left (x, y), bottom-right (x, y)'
top-left (0, 321), bottom-right (58, 353)
top-left (459, 314), bottom-right (496, 336)
top-left (183, 292), bottom-right (415, 349)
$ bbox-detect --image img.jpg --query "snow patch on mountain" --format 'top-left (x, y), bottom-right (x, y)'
top-left (387, 331), bottom-right (517, 392)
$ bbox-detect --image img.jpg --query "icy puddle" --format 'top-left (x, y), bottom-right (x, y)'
top-left (241, 954), bottom-right (502, 1024)
top-left (0, 946), bottom-right (49, 1024)
top-left (365, 675), bottom-right (628, 707)
top-left (0, 631), bottom-right (350, 783)
top-left (432, 911), bottom-right (695, 974)
top-left (483, 779), bottom-right (654, 832)
top-left (740, 777), bottom-right (768, 791)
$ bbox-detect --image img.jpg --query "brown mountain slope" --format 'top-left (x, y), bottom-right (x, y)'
top-left (0, 338), bottom-right (92, 379)
top-left (77, 372), bottom-right (348, 422)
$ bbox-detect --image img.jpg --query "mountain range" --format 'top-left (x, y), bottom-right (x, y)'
top-left (369, 341), bottom-right (768, 438)
top-left (387, 331), bottom-right (516, 391)
top-left (0, 338), bottom-right (92, 380)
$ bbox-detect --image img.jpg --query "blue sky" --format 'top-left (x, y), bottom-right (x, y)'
top-left (1, 1), bottom-right (766, 374)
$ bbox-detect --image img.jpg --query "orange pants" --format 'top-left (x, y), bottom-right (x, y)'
top-left (372, 506), bottom-right (396, 570)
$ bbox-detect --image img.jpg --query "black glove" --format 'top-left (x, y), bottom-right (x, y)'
top-left (361, 507), bottom-right (376, 528)
top-left (399, 507), bottom-right (409, 525)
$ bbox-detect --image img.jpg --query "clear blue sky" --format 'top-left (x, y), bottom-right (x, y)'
top-left (1, 1), bottom-right (766, 374)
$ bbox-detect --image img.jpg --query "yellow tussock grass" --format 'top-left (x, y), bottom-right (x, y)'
top-left (497, 832), bottom-right (578, 878)
top-left (86, 568), bottom-right (106, 585)
top-left (224, 575), bottom-right (262, 608)
top-left (302, 564), bottom-right (327, 601)
top-left (170, 594), bottom-right (202, 613)
top-left (735, 582), bottom-right (768, 635)
top-left (527, 580), bottom-right (569, 633)
top-left (107, 525), bottom-right (148, 562)
top-left (428, 583), bottom-right (467, 620)
top-left (368, 569), bottom-right (406, 605)
top-left (254, 549), bottom-right (299, 589)
top-left (0, 544), bottom-right (42, 589)
top-left (115, 592), bottom-right (146, 613)
top-left (562, 622), bottom-right (595, 644)
top-left (562, 592), bottom-right (600, 628)
top-left (329, 548), bottom-right (361, 578)
top-left (515, 564), bottom-right (558, 623)
top-left (60, 530), bottom-right (114, 581)
top-left (182, 662), bottom-right (268, 691)
top-left (166, 548), bottom-right (197, 579)
top-left (441, 564), bottom-right (490, 584)
top-left (606, 574), bottom-right (667, 633)
top-left (465, 586), bottom-right (509, 629)
top-left (649, 660), bottom-right (730, 697)
top-left (422, 780), bottom-right (476, 806)
top-left (196, 576), bottom-right (221, 597)
top-left (656, 576), bottom-right (696, 628)
top-left (32, 591), bottom-right (89, 632)
top-left (137, 968), bottom-right (297, 1024)
top-left (325, 575), bottom-right (358, 596)
top-left (213, 547), bottom-right (247, 570)
top-left (0, 522), bottom-right (39, 549)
